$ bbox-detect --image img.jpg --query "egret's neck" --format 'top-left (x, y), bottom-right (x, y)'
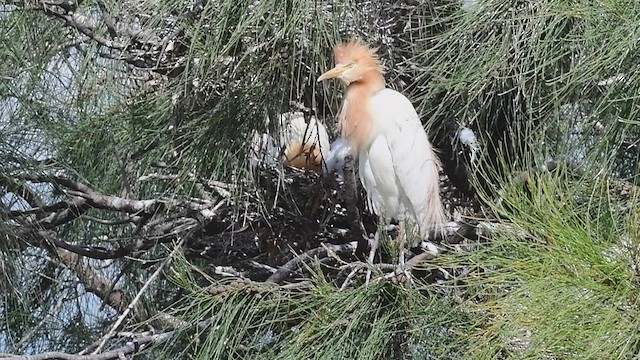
top-left (366, 73), bottom-right (386, 93)
top-left (340, 76), bottom-right (385, 154)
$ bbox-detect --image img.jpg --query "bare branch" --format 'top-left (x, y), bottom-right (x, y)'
top-left (38, 198), bottom-right (91, 228)
top-left (44, 10), bottom-right (126, 50)
top-left (92, 241), bottom-right (184, 354)
top-left (80, 215), bottom-right (135, 225)
top-left (8, 199), bottom-right (78, 217)
top-left (50, 247), bottom-right (129, 315)
top-left (0, 330), bottom-right (175, 360)
top-left (28, 230), bottom-right (158, 260)
top-left (267, 241), bottom-right (358, 284)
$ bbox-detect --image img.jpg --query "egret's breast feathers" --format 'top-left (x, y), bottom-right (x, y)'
top-left (339, 83), bottom-right (376, 153)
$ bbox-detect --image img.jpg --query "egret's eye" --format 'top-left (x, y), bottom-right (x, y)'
top-left (346, 62), bottom-right (355, 68)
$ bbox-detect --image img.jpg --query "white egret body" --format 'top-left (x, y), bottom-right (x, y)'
top-left (318, 39), bottom-right (446, 239)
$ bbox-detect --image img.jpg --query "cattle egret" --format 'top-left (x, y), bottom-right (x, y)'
top-left (318, 39), bottom-right (446, 254)
top-left (250, 112), bottom-right (330, 172)
top-left (281, 112), bottom-right (330, 172)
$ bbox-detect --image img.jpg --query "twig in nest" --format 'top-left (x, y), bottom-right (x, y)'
top-left (338, 260), bottom-right (396, 291)
top-left (380, 251), bottom-right (438, 284)
top-left (266, 241), bottom-right (357, 284)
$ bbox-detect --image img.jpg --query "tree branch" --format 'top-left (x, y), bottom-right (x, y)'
top-left (0, 330), bottom-right (175, 360)
top-left (28, 230), bottom-right (159, 260)
top-left (50, 247), bottom-right (129, 315)
top-left (44, 10), bottom-right (126, 50)
top-left (92, 241), bottom-right (183, 354)
top-left (267, 241), bottom-right (358, 284)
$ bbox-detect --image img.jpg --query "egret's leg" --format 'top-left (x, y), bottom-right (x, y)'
top-left (398, 220), bottom-right (406, 269)
top-left (365, 231), bottom-right (379, 285)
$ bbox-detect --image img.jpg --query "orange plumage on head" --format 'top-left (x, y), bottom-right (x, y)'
top-left (333, 38), bottom-right (385, 90)
top-left (327, 38), bottom-right (385, 153)
top-left (335, 39), bottom-right (382, 69)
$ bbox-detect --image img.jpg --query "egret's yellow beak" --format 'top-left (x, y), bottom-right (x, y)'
top-left (317, 66), bottom-right (343, 82)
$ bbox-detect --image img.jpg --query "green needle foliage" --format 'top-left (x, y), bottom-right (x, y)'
top-left (165, 272), bottom-right (477, 360)
top-left (164, 171), bottom-right (640, 359)
top-left (2, 0), bottom-right (640, 358)
top-left (456, 172), bottom-right (640, 359)
top-left (155, 2), bottom-right (640, 357)
top-left (414, 0), bottom-right (640, 185)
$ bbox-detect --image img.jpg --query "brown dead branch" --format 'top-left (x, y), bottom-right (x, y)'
top-left (51, 247), bottom-right (130, 315)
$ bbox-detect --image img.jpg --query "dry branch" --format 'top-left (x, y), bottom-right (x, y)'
top-left (20, 0), bottom-right (195, 76)
top-left (0, 330), bottom-right (175, 360)
top-left (267, 241), bottom-right (358, 284)
top-left (93, 241), bottom-right (183, 354)
top-left (51, 247), bottom-right (130, 315)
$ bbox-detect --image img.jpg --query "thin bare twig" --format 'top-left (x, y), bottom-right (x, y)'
top-left (267, 241), bottom-right (358, 284)
top-left (92, 241), bottom-right (184, 354)
top-left (14, 300), bottom-right (65, 351)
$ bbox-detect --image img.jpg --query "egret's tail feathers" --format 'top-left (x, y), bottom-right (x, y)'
top-left (419, 148), bottom-right (447, 240)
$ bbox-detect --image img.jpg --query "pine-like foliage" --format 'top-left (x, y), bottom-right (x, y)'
top-left (1, 0), bottom-right (639, 358)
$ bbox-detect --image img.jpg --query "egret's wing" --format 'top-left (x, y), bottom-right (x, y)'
top-left (358, 151), bottom-right (381, 215)
top-left (370, 89), bottom-right (445, 237)
top-left (359, 136), bottom-right (400, 219)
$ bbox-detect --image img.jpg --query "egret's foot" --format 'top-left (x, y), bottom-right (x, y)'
top-left (365, 232), bottom-right (379, 285)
